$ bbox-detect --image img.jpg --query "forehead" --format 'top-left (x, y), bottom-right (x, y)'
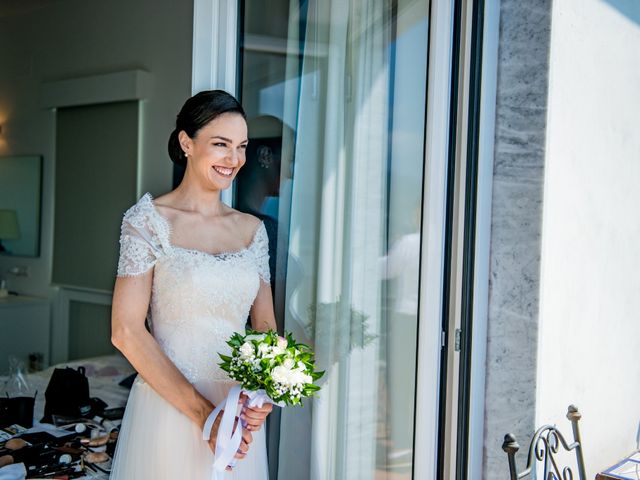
top-left (197, 113), bottom-right (248, 139)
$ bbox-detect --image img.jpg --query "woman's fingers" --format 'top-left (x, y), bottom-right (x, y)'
top-left (246, 403), bottom-right (273, 414)
top-left (234, 441), bottom-right (249, 460)
top-left (242, 403), bottom-right (272, 421)
top-left (241, 409), bottom-right (264, 422)
top-left (207, 412), bottom-right (255, 465)
top-left (241, 402), bottom-right (273, 430)
top-left (237, 439), bottom-right (250, 456)
top-left (242, 427), bottom-right (253, 446)
top-left (233, 434), bottom-right (251, 460)
top-left (241, 412), bottom-right (263, 430)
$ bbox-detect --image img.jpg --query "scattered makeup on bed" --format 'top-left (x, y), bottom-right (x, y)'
top-left (0, 354), bottom-right (134, 477)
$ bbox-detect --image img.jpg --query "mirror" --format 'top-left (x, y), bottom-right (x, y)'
top-left (0, 155), bottom-right (42, 257)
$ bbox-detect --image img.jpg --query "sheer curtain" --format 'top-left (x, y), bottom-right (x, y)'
top-left (276, 1), bottom-right (392, 478)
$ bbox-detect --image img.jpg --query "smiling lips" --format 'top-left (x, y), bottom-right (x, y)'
top-left (212, 165), bottom-right (234, 177)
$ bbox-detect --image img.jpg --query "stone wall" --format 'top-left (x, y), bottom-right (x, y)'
top-left (482, 1), bottom-right (552, 478)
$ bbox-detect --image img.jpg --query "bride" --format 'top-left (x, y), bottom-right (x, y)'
top-left (109, 90), bottom-right (275, 479)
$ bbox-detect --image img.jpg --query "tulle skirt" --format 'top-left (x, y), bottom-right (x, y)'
top-left (110, 376), bottom-right (268, 479)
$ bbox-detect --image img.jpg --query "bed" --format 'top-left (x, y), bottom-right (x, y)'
top-left (0, 354), bottom-right (135, 479)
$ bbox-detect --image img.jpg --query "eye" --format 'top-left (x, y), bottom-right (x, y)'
top-left (213, 142), bottom-right (227, 147)
top-left (239, 144), bottom-right (248, 150)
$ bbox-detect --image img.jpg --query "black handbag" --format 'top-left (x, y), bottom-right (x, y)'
top-left (0, 394), bottom-right (36, 428)
top-left (41, 366), bottom-right (91, 424)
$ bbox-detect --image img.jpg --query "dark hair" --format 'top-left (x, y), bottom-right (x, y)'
top-left (168, 90), bottom-right (246, 166)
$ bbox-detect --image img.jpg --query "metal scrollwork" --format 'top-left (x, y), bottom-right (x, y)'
top-left (562, 465), bottom-right (575, 480)
top-left (502, 405), bottom-right (587, 480)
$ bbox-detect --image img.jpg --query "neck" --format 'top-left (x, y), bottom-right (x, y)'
top-left (173, 169), bottom-right (225, 216)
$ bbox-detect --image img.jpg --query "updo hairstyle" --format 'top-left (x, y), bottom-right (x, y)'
top-left (167, 90), bottom-right (246, 166)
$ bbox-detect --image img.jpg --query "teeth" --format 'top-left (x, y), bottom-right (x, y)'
top-left (212, 166), bottom-right (233, 176)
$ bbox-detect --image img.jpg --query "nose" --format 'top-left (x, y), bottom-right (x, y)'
top-left (227, 148), bottom-right (240, 167)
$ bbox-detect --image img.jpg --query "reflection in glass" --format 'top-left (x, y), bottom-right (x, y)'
top-left (239, 0), bottom-right (429, 478)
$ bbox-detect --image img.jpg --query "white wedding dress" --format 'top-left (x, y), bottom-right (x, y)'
top-left (110, 193), bottom-right (269, 479)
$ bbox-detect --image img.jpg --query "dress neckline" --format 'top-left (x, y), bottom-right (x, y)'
top-left (141, 192), bottom-right (262, 258)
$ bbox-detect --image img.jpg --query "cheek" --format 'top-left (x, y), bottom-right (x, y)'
top-left (209, 148), bottom-right (227, 160)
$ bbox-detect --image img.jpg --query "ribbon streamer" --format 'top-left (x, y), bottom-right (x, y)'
top-left (202, 387), bottom-right (285, 479)
top-left (202, 385), bottom-right (243, 480)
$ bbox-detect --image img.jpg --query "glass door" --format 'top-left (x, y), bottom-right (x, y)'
top-left (236, 0), bottom-right (436, 478)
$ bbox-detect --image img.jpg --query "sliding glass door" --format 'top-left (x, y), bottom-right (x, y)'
top-left (236, 0), bottom-right (434, 477)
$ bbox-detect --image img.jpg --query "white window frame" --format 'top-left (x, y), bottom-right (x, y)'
top-left (466, 1), bottom-right (500, 477)
top-left (417, 0), bottom-right (499, 477)
top-left (192, 0), bottom-right (239, 205)
top-left (413, 0), bottom-right (455, 477)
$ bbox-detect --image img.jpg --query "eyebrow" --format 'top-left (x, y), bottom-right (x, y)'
top-left (210, 135), bottom-right (249, 144)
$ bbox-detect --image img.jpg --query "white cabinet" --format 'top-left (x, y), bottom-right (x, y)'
top-left (0, 295), bottom-right (50, 375)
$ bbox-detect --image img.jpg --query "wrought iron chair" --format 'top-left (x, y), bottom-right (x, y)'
top-left (502, 405), bottom-right (587, 480)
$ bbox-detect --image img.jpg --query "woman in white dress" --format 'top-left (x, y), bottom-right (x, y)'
top-left (109, 90), bottom-right (276, 479)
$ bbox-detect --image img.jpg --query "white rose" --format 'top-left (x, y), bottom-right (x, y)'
top-left (283, 358), bottom-right (295, 369)
top-left (271, 345), bottom-right (285, 356)
top-left (257, 343), bottom-right (270, 356)
top-left (239, 342), bottom-right (255, 359)
top-left (277, 336), bottom-right (288, 350)
top-left (272, 365), bottom-right (292, 385)
top-left (297, 361), bottom-right (306, 370)
top-left (245, 333), bottom-right (267, 342)
top-left (296, 369), bottom-right (312, 385)
top-left (288, 370), bottom-right (301, 385)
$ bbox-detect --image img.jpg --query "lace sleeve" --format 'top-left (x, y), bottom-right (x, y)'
top-left (116, 205), bottom-right (161, 277)
top-left (251, 222), bottom-right (271, 284)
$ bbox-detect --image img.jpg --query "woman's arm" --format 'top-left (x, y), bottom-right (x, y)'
top-left (111, 271), bottom-right (251, 458)
top-left (242, 281), bottom-right (277, 431)
top-left (249, 281), bottom-right (277, 332)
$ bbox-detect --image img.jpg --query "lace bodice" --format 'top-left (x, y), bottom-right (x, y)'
top-left (116, 193), bottom-right (270, 384)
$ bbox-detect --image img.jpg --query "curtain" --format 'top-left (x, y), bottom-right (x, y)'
top-left (277, 1), bottom-right (392, 478)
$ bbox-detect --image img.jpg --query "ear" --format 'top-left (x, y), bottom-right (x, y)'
top-left (177, 130), bottom-right (193, 157)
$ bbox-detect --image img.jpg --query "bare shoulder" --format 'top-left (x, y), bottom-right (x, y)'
top-left (150, 192), bottom-right (179, 218)
top-left (226, 208), bottom-right (262, 243)
top-left (152, 191), bottom-right (184, 210)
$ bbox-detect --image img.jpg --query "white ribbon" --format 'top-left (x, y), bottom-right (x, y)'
top-left (243, 389), bottom-right (285, 409)
top-left (202, 386), bottom-right (285, 479)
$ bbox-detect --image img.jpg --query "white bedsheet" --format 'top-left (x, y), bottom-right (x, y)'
top-left (24, 354), bottom-right (135, 421)
top-left (1, 354), bottom-right (135, 479)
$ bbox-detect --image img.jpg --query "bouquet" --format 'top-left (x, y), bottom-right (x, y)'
top-left (220, 330), bottom-right (323, 405)
top-left (202, 330), bottom-right (323, 477)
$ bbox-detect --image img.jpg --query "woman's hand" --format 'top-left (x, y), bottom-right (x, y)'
top-left (204, 408), bottom-right (253, 470)
top-left (239, 394), bottom-right (273, 431)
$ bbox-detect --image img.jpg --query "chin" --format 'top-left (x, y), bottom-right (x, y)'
top-left (207, 172), bottom-right (235, 190)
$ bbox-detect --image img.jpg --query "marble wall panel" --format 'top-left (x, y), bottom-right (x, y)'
top-left (482, 0), bottom-right (552, 478)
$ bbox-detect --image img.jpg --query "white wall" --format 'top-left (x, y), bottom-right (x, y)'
top-left (538, 0), bottom-right (640, 476)
top-left (0, 0), bottom-right (193, 296)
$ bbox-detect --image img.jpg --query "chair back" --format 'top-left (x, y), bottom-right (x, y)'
top-left (502, 405), bottom-right (587, 480)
